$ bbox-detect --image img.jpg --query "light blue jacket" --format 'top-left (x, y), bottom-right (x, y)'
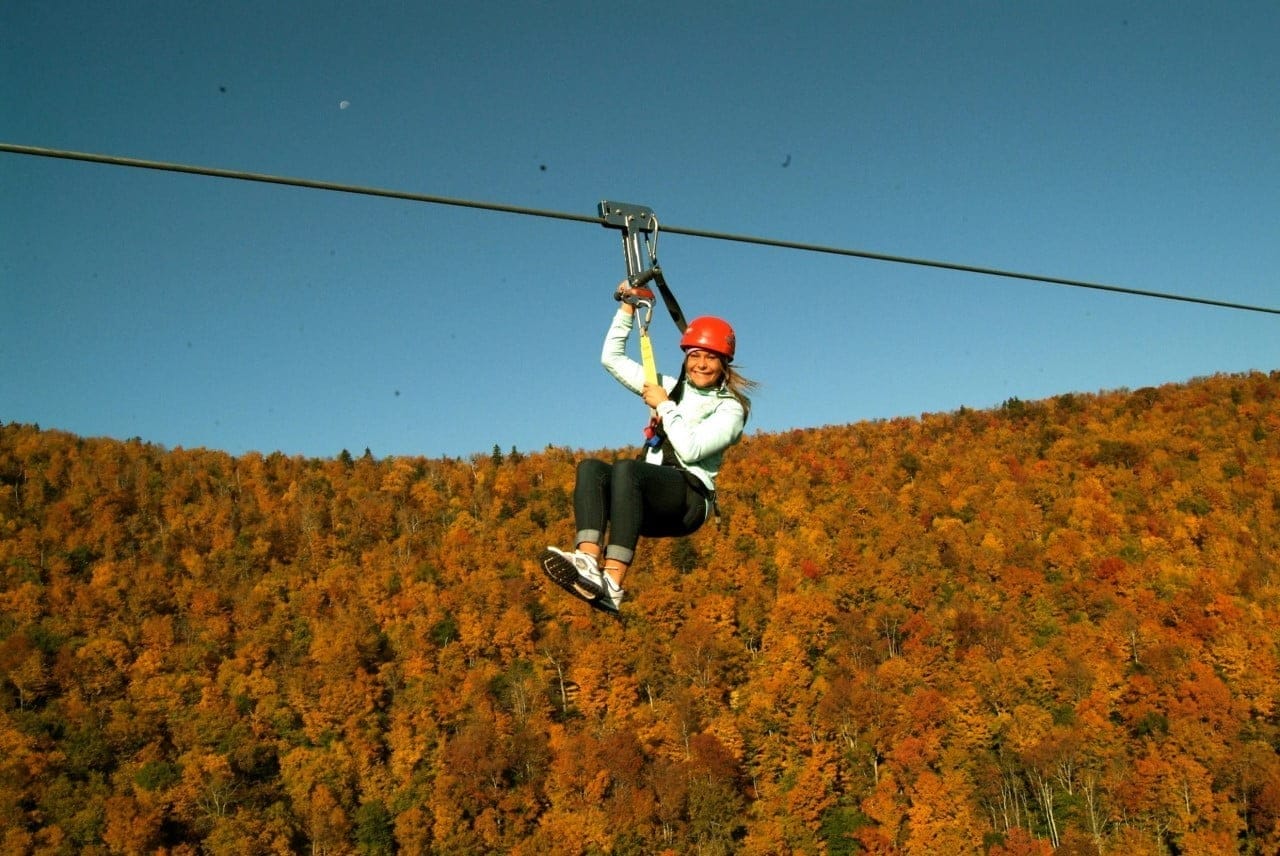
top-left (601, 308), bottom-right (746, 493)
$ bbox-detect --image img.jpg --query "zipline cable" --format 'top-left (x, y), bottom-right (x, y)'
top-left (4, 142), bottom-right (1278, 317)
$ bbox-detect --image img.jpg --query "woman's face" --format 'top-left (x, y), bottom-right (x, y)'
top-left (684, 348), bottom-right (725, 388)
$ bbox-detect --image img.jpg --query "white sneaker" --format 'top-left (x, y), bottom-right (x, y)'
top-left (599, 574), bottom-right (625, 612)
top-left (543, 546), bottom-right (604, 599)
top-left (571, 553), bottom-right (606, 600)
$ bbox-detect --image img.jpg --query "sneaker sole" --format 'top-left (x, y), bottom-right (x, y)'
top-left (539, 549), bottom-right (618, 615)
top-left (573, 581), bottom-right (603, 599)
top-left (539, 549), bottom-right (604, 599)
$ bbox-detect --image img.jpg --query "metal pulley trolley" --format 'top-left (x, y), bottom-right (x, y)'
top-left (599, 200), bottom-right (692, 446)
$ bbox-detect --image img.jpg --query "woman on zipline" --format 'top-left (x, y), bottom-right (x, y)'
top-left (540, 279), bottom-right (756, 613)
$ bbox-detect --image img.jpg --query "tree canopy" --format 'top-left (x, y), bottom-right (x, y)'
top-left (2, 371), bottom-right (1279, 854)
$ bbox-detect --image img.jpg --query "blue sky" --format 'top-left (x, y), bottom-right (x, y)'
top-left (4, 1), bottom-right (1277, 460)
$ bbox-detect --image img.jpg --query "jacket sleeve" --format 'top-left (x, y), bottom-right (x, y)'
top-left (601, 308), bottom-right (648, 395)
top-left (656, 395), bottom-right (745, 465)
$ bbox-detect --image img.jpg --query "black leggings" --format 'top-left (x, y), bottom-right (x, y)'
top-left (574, 458), bottom-right (709, 564)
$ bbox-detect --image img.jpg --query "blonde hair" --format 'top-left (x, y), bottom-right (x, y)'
top-left (722, 363), bottom-right (758, 422)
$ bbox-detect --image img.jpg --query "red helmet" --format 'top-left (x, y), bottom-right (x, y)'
top-left (680, 316), bottom-right (736, 362)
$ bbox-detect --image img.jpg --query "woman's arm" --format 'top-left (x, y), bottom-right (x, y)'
top-left (656, 396), bottom-right (745, 464)
top-left (601, 307), bottom-right (648, 395)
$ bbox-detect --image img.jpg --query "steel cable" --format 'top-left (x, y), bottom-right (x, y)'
top-left (4, 142), bottom-right (1277, 316)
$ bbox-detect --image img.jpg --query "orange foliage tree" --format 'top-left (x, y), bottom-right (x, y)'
top-left (2, 370), bottom-right (1280, 853)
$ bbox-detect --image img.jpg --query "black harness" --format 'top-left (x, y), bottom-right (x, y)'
top-left (642, 367), bottom-right (688, 468)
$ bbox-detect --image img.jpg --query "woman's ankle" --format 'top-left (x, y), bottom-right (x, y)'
top-left (602, 559), bottom-right (628, 587)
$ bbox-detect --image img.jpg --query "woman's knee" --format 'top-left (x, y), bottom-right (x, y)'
top-left (605, 458), bottom-right (645, 501)
top-left (577, 458), bottom-right (610, 481)
top-left (611, 458), bottom-right (643, 488)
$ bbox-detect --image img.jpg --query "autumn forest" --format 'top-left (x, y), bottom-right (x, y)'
top-left (2, 371), bottom-right (1280, 855)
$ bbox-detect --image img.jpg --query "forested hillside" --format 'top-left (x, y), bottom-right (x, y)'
top-left (2, 371), bottom-right (1279, 855)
